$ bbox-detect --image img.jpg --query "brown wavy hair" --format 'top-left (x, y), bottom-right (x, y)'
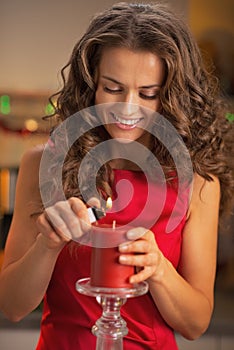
top-left (47, 2), bottom-right (233, 216)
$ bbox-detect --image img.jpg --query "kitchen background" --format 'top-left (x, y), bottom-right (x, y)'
top-left (0, 0), bottom-right (233, 349)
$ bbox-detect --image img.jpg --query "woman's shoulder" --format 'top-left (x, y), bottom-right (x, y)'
top-left (187, 173), bottom-right (220, 218)
top-left (21, 144), bottom-right (45, 162)
top-left (192, 173), bottom-right (220, 195)
top-left (12, 144), bottom-right (48, 217)
top-left (18, 144), bottom-right (47, 190)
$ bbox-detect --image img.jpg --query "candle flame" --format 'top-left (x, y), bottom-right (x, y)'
top-left (106, 197), bottom-right (112, 210)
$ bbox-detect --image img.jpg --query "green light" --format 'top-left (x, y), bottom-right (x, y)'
top-left (45, 102), bottom-right (55, 115)
top-left (0, 95), bottom-right (11, 115)
top-left (226, 112), bottom-right (234, 123)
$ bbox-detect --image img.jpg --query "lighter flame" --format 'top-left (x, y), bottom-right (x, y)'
top-left (106, 197), bottom-right (112, 210)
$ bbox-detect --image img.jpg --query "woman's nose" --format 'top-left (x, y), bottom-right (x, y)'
top-left (122, 92), bottom-right (140, 115)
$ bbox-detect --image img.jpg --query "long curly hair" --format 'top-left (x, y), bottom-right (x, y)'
top-left (47, 2), bottom-right (233, 216)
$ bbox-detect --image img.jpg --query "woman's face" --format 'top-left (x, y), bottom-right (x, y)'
top-left (95, 46), bottom-right (165, 147)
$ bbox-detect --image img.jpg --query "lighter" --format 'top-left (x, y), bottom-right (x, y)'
top-left (87, 206), bottom-right (106, 223)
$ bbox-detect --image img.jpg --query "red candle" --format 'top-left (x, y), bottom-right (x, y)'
top-left (90, 224), bottom-right (134, 288)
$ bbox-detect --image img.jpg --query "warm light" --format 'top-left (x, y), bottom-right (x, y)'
top-left (0, 95), bottom-right (11, 115)
top-left (45, 102), bottom-right (55, 115)
top-left (106, 197), bottom-right (112, 209)
top-left (226, 112), bottom-right (234, 123)
top-left (24, 119), bottom-right (38, 132)
top-left (0, 169), bottom-right (10, 212)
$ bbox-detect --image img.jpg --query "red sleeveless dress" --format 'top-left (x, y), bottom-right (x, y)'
top-left (36, 169), bottom-right (189, 349)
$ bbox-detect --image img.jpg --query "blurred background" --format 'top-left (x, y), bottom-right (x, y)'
top-left (0, 0), bottom-right (233, 349)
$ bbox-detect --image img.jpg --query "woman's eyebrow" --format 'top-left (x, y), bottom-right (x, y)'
top-left (102, 75), bottom-right (123, 85)
top-left (101, 75), bottom-right (161, 88)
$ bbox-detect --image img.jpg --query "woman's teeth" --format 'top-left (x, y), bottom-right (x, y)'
top-left (113, 114), bottom-right (141, 125)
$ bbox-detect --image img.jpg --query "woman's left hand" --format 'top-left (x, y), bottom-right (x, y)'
top-left (118, 227), bottom-right (164, 284)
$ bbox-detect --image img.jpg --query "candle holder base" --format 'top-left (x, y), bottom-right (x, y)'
top-left (76, 278), bottom-right (148, 350)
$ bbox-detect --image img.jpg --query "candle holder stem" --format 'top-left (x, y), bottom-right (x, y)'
top-left (92, 296), bottom-right (128, 350)
top-left (95, 337), bottom-right (123, 350)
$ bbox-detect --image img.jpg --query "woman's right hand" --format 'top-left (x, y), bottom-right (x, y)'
top-left (36, 197), bottom-right (100, 250)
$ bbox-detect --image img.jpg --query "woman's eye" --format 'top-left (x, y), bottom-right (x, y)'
top-left (104, 86), bottom-right (122, 94)
top-left (139, 92), bottom-right (159, 100)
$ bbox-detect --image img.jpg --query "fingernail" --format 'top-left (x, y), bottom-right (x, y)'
top-left (127, 227), bottom-right (147, 240)
top-left (119, 244), bottom-right (128, 252)
top-left (126, 230), bottom-right (136, 239)
top-left (119, 255), bottom-right (128, 263)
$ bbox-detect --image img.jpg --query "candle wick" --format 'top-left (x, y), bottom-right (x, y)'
top-left (112, 220), bottom-right (116, 230)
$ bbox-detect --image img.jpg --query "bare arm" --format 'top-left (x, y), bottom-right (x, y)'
top-left (119, 174), bottom-right (220, 339)
top-left (0, 146), bottom-right (91, 321)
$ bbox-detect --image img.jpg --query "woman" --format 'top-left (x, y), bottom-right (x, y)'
top-left (0, 2), bottom-right (233, 349)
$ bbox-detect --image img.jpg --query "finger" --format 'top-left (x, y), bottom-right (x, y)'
top-left (119, 252), bottom-right (155, 267)
top-left (37, 213), bottom-right (55, 236)
top-left (67, 197), bottom-right (92, 235)
top-left (47, 199), bottom-right (91, 241)
top-left (119, 239), bottom-right (151, 253)
top-left (129, 267), bottom-right (152, 284)
top-left (45, 206), bottom-right (73, 240)
top-left (119, 229), bottom-right (157, 253)
top-left (36, 214), bottom-right (64, 243)
top-left (87, 197), bottom-right (101, 208)
top-left (126, 227), bottom-right (148, 240)
top-left (68, 197), bottom-right (89, 221)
